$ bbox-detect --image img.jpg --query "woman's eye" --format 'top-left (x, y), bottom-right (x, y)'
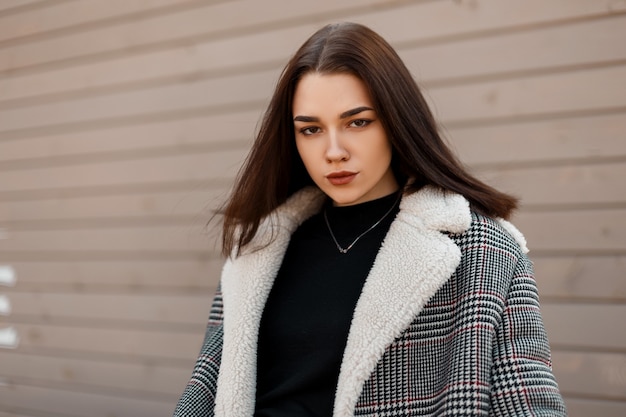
top-left (349, 119), bottom-right (371, 128)
top-left (300, 126), bottom-right (320, 135)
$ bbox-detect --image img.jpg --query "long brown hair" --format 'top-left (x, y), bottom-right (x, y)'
top-left (222, 22), bottom-right (517, 257)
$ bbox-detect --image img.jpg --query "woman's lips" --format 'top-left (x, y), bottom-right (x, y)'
top-left (326, 171), bottom-right (357, 185)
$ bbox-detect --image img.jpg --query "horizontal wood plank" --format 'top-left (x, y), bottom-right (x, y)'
top-left (553, 350), bottom-right (626, 400)
top-left (0, 149), bottom-right (246, 193)
top-left (0, 384), bottom-right (175, 417)
top-left (0, 0), bottom-right (42, 14)
top-left (564, 398), bottom-right (626, 417)
top-left (0, 111), bottom-right (260, 162)
top-left (446, 113), bottom-right (626, 166)
top-left (7, 293), bottom-right (212, 325)
top-left (0, 350), bottom-right (192, 396)
top-left (476, 161), bottom-right (626, 206)
top-left (358, 0), bottom-right (626, 46)
top-left (0, 189), bottom-right (229, 222)
top-left (0, 411), bottom-right (39, 417)
top-left (534, 256), bottom-right (626, 300)
top-left (0, 25), bottom-right (307, 104)
top-left (402, 15), bottom-right (626, 84)
top-left (542, 304), bottom-right (626, 350)
top-left (0, 225), bottom-right (220, 252)
top-left (513, 210), bottom-right (626, 252)
top-left (0, 0), bottom-right (204, 43)
top-left (13, 323), bottom-right (204, 360)
top-left (431, 64), bottom-right (626, 124)
top-left (2, 260), bottom-right (222, 290)
top-left (0, 69), bottom-right (276, 134)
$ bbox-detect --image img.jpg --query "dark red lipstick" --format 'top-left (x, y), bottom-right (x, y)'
top-left (326, 171), bottom-right (357, 185)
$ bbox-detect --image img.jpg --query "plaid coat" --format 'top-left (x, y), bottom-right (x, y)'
top-left (174, 186), bottom-right (566, 416)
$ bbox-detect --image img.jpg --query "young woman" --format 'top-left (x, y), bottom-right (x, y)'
top-left (174, 22), bottom-right (566, 417)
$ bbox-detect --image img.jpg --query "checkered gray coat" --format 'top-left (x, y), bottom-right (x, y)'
top-left (174, 186), bottom-right (566, 416)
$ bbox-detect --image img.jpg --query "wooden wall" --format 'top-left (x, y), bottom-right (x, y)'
top-left (0, 1), bottom-right (624, 415)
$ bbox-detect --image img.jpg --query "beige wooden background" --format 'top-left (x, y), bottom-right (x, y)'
top-left (0, 0), bottom-right (625, 416)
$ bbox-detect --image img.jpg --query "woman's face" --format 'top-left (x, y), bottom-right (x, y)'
top-left (293, 72), bottom-right (398, 206)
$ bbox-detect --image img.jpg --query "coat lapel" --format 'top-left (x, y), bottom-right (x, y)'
top-left (215, 187), bottom-right (325, 417)
top-left (333, 186), bottom-right (471, 417)
top-left (214, 186), bottom-right (472, 417)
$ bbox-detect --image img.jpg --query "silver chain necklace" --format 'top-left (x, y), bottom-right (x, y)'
top-left (323, 193), bottom-right (401, 254)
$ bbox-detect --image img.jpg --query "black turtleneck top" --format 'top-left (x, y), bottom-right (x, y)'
top-left (254, 191), bottom-right (401, 417)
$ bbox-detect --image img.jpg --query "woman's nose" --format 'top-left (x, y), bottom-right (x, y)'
top-left (325, 131), bottom-right (349, 162)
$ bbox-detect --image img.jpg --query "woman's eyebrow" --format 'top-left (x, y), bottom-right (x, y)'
top-left (340, 106), bottom-right (374, 119)
top-left (293, 115), bottom-right (319, 122)
top-left (294, 106), bottom-right (374, 122)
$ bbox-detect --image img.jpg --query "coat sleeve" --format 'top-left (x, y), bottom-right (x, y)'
top-left (490, 252), bottom-right (567, 416)
top-left (173, 285), bottom-right (224, 417)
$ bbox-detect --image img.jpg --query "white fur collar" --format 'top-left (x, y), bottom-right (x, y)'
top-left (215, 186), bottom-right (476, 416)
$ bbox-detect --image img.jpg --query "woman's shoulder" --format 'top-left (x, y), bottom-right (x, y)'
top-left (448, 211), bottom-right (529, 261)
top-left (442, 212), bottom-right (533, 300)
top-left (397, 186), bottom-right (529, 259)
